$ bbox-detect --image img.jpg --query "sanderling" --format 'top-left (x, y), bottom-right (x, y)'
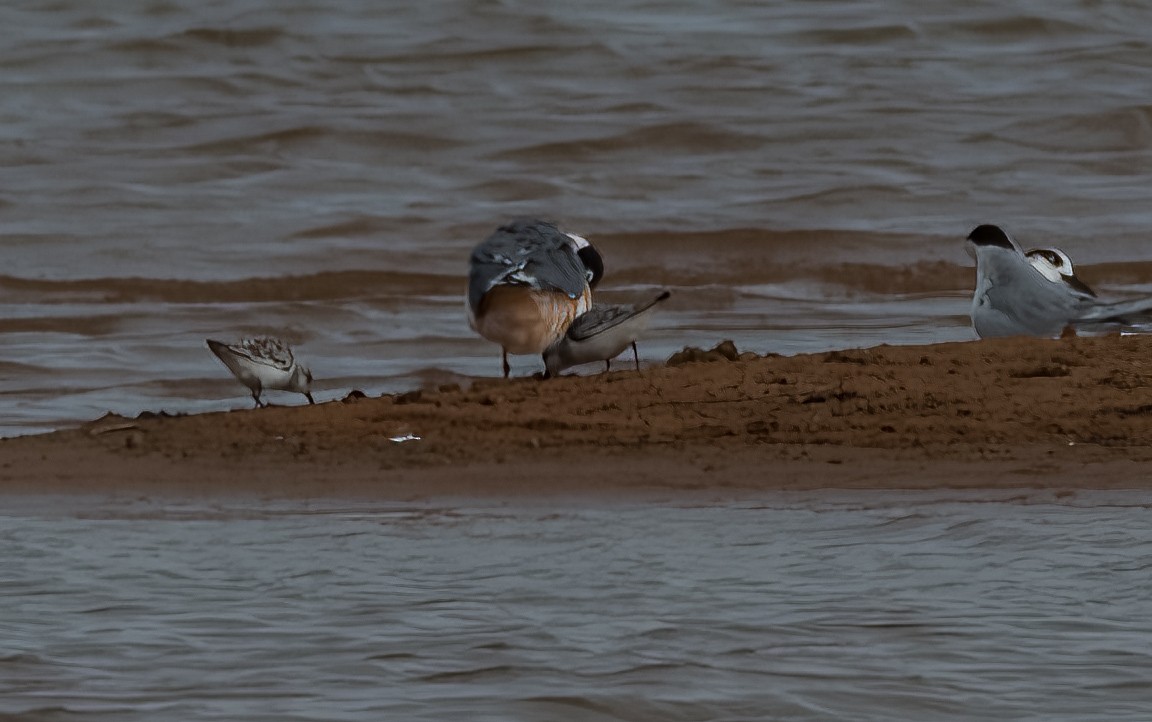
top-left (543, 290), bottom-right (671, 377)
top-left (967, 224), bottom-right (1152, 338)
top-left (206, 337), bottom-right (314, 408)
top-left (467, 219), bottom-right (604, 377)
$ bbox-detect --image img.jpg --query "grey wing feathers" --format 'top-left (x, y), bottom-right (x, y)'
top-left (566, 291), bottom-right (670, 341)
top-left (236, 337), bottom-right (296, 370)
top-left (983, 254), bottom-right (1086, 335)
top-left (566, 304), bottom-right (635, 340)
top-left (467, 220), bottom-right (588, 310)
top-left (1076, 296), bottom-right (1152, 325)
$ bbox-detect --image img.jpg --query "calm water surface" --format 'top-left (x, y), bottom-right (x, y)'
top-left (4, 0), bottom-right (1152, 432)
top-left (2, 491), bottom-right (1151, 720)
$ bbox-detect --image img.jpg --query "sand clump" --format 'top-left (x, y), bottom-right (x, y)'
top-left (666, 339), bottom-right (762, 365)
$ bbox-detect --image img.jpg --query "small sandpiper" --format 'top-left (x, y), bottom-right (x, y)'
top-left (543, 290), bottom-right (671, 377)
top-left (206, 337), bottom-right (314, 408)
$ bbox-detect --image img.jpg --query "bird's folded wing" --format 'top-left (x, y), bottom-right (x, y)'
top-left (1076, 296), bottom-right (1152, 325)
top-left (468, 224), bottom-right (587, 309)
top-left (566, 304), bottom-right (635, 340)
top-left (237, 338), bottom-right (296, 370)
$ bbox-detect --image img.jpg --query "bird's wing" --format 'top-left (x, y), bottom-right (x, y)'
top-left (236, 337), bottom-right (296, 371)
top-left (1076, 296), bottom-right (1152, 325)
top-left (566, 305), bottom-right (635, 340)
top-left (566, 291), bottom-right (671, 341)
top-left (468, 220), bottom-right (588, 311)
top-left (981, 247), bottom-right (1088, 335)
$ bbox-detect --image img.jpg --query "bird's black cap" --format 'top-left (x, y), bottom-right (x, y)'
top-left (967, 224), bottom-right (1015, 250)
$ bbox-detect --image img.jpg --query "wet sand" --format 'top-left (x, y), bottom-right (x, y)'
top-left (3, 335), bottom-right (1152, 499)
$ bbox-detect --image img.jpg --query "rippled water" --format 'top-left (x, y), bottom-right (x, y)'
top-left (3, 492), bottom-right (1152, 720)
top-left (5, 0), bottom-right (1152, 432)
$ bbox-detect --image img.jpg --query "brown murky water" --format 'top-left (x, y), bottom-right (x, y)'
top-left (4, 1), bottom-right (1152, 433)
top-left (4, 492), bottom-right (1152, 720)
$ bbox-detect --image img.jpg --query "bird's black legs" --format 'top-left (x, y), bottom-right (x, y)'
top-left (632, 341), bottom-right (640, 372)
top-left (502, 349), bottom-right (511, 379)
top-left (304, 391), bottom-right (315, 405)
top-left (605, 359), bottom-right (611, 372)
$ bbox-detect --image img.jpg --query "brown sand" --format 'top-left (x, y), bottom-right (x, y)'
top-left (3, 335), bottom-right (1152, 499)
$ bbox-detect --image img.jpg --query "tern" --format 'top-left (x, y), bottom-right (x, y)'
top-left (967, 224), bottom-right (1152, 338)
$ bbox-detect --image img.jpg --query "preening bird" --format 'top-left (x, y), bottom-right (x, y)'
top-left (467, 219), bottom-right (604, 377)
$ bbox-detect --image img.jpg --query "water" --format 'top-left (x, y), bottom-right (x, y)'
top-left (2, 492), bottom-right (1151, 720)
top-left (4, 1), bottom-right (1152, 433)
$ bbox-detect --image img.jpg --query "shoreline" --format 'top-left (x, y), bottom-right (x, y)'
top-left (2, 335), bottom-right (1152, 499)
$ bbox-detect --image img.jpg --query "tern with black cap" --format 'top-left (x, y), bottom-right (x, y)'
top-left (967, 223), bottom-right (1152, 338)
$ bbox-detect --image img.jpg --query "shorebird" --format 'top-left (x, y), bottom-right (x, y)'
top-left (467, 219), bottom-right (604, 377)
top-left (967, 224), bottom-right (1152, 338)
top-left (543, 290), bottom-right (671, 377)
top-left (206, 337), bottom-right (314, 408)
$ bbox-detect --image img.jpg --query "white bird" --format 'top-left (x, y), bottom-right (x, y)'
top-left (206, 337), bottom-right (314, 408)
top-left (467, 219), bottom-right (604, 377)
top-left (967, 224), bottom-right (1152, 338)
top-left (543, 290), bottom-right (671, 378)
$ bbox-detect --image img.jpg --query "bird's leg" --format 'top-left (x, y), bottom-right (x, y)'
top-left (605, 359), bottom-right (611, 373)
top-left (252, 381), bottom-right (264, 408)
top-left (502, 349), bottom-right (510, 379)
top-left (632, 341), bottom-right (640, 372)
top-left (304, 391), bottom-right (315, 405)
